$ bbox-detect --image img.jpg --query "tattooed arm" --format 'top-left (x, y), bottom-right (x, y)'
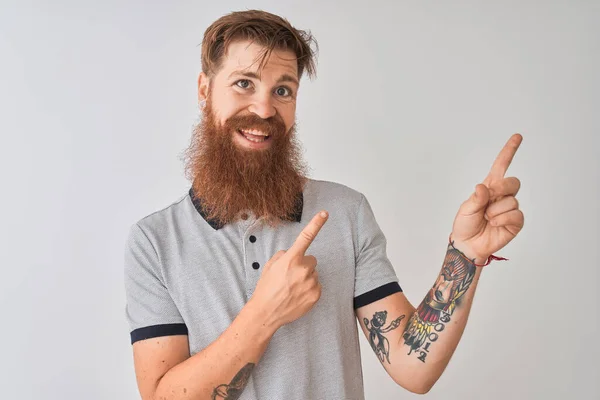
top-left (355, 240), bottom-right (484, 394)
top-left (132, 299), bottom-right (275, 400)
top-left (132, 212), bottom-right (328, 400)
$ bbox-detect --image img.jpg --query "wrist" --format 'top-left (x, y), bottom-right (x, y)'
top-left (449, 239), bottom-right (489, 266)
top-left (243, 296), bottom-right (280, 338)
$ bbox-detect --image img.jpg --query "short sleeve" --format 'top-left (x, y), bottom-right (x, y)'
top-left (353, 194), bottom-right (402, 309)
top-left (124, 223), bottom-right (188, 344)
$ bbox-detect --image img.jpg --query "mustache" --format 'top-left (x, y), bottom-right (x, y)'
top-left (223, 112), bottom-right (287, 137)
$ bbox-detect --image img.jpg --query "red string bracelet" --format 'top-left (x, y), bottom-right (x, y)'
top-left (448, 234), bottom-right (509, 267)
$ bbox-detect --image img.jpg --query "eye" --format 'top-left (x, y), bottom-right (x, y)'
top-left (235, 79), bottom-right (252, 89)
top-left (275, 86), bottom-right (292, 97)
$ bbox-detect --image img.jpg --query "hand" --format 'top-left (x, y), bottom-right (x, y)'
top-left (250, 210), bottom-right (329, 329)
top-left (451, 134), bottom-right (525, 263)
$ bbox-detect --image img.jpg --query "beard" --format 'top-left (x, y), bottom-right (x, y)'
top-left (183, 98), bottom-right (308, 228)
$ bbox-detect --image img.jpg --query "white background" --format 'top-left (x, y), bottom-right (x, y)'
top-left (1, 0), bottom-right (598, 399)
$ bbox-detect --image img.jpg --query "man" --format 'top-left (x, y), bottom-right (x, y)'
top-left (124, 9), bottom-right (524, 400)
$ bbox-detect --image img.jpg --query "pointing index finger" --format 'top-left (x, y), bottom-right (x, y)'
top-left (487, 133), bottom-right (523, 180)
top-left (287, 211), bottom-right (329, 257)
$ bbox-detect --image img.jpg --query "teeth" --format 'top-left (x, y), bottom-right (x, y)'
top-left (244, 134), bottom-right (265, 143)
top-left (240, 129), bottom-right (268, 137)
top-left (238, 128), bottom-right (270, 144)
top-left (238, 129), bottom-right (267, 143)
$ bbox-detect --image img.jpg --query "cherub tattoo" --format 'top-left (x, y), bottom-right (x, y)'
top-left (363, 311), bottom-right (405, 364)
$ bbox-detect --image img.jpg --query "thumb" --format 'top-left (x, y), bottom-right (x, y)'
top-left (461, 184), bottom-right (490, 215)
top-left (264, 250), bottom-right (286, 270)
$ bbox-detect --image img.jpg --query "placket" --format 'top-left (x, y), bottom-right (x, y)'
top-left (239, 215), bottom-right (265, 300)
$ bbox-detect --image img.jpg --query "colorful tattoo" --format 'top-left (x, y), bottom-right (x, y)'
top-left (363, 311), bottom-right (406, 364)
top-left (403, 242), bottom-right (476, 362)
top-left (212, 363), bottom-right (255, 400)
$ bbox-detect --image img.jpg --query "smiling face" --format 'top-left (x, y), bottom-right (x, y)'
top-left (197, 40), bottom-right (299, 151)
top-left (185, 39), bottom-right (308, 227)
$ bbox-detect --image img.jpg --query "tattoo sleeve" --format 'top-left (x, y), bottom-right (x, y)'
top-left (402, 242), bottom-right (476, 363)
top-left (211, 363), bottom-right (255, 400)
top-left (363, 311), bottom-right (406, 364)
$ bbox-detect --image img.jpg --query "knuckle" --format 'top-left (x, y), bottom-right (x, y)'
top-left (303, 267), bottom-right (312, 278)
top-left (315, 285), bottom-right (322, 299)
top-left (514, 177), bottom-right (521, 188)
top-left (289, 252), bottom-right (302, 264)
top-left (309, 289), bottom-right (321, 304)
top-left (508, 177), bottom-right (521, 193)
top-left (300, 229), bottom-right (315, 243)
top-left (511, 197), bottom-right (519, 209)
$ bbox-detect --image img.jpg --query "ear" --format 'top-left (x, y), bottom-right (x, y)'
top-left (197, 71), bottom-right (210, 102)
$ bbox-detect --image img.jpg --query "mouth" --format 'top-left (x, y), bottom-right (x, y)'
top-left (235, 128), bottom-right (273, 149)
top-left (237, 128), bottom-right (270, 142)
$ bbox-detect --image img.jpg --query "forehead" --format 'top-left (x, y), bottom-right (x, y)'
top-left (219, 40), bottom-right (299, 79)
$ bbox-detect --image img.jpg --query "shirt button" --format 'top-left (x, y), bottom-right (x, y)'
top-left (249, 235), bottom-right (256, 243)
top-left (252, 262), bottom-right (260, 270)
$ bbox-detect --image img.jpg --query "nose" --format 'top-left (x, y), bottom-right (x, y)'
top-left (248, 92), bottom-right (276, 119)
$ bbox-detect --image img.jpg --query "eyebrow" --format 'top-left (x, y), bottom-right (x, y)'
top-left (228, 70), bottom-right (299, 86)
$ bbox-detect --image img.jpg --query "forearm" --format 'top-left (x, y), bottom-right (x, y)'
top-left (154, 298), bottom-right (277, 400)
top-left (359, 242), bottom-right (485, 394)
top-left (394, 250), bottom-right (482, 393)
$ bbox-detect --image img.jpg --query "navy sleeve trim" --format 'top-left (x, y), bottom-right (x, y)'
top-left (130, 323), bottom-right (188, 344)
top-left (353, 282), bottom-right (402, 309)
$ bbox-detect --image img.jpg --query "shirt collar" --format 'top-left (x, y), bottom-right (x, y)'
top-left (189, 187), bottom-right (304, 230)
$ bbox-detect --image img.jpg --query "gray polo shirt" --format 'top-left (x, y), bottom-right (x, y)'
top-left (124, 178), bottom-right (402, 400)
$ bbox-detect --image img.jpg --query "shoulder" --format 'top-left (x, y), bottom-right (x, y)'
top-left (305, 178), bottom-right (366, 209)
top-left (126, 190), bottom-right (190, 243)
